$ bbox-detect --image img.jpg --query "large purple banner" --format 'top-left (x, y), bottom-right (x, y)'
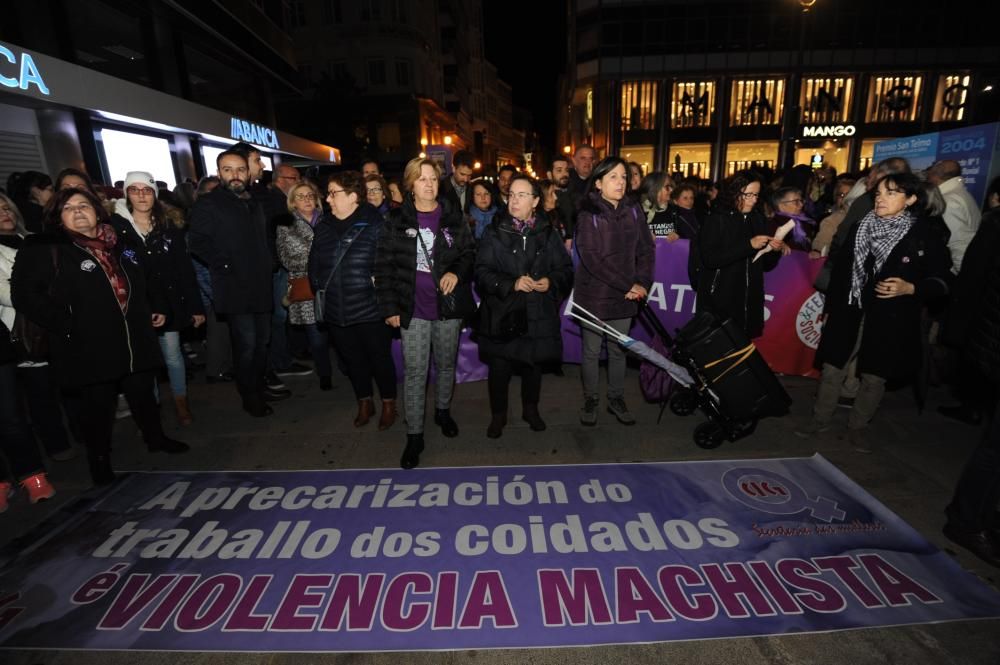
top-left (2, 456), bottom-right (998, 652)
top-left (420, 239), bottom-right (825, 384)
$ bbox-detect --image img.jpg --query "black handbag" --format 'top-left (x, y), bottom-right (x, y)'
top-left (480, 293), bottom-right (528, 342)
top-left (416, 227), bottom-right (474, 320)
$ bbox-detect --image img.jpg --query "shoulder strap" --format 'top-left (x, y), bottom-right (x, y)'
top-left (416, 228), bottom-right (440, 288)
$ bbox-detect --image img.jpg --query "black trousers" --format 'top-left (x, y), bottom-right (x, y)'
top-left (487, 357), bottom-right (542, 415)
top-left (227, 312), bottom-right (271, 403)
top-left (16, 364), bottom-right (73, 457)
top-left (328, 321), bottom-right (398, 401)
top-left (63, 370), bottom-right (165, 457)
top-left (947, 396), bottom-right (1000, 532)
top-left (0, 362), bottom-right (45, 481)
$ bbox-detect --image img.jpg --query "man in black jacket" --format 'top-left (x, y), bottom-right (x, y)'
top-left (188, 150), bottom-right (277, 417)
top-left (439, 150), bottom-right (475, 213)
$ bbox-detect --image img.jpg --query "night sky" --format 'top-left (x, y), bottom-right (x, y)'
top-left (483, 1), bottom-right (566, 152)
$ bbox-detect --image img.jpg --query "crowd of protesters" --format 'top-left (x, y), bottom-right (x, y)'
top-left (1, 143), bottom-right (999, 570)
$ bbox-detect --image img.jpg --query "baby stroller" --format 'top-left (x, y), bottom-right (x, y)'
top-left (571, 301), bottom-right (791, 449)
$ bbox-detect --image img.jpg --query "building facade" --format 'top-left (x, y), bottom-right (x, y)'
top-left (0, 0), bottom-right (338, 189)
top-left (559, 0), bottom-right (999, 180)
top-left (286, 0), bottom-right (525, 174)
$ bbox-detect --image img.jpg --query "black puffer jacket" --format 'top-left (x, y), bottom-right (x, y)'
top-left (694, 207), bottom-right (780, 338)
top-left (188, 187), bottom-right (272, 315)
top-left (968, 248), bottom-right (1000, 384)
top-left (816, 215), bottom-right (952, 382)
top-left (374, 196), bottom-right (475, 328)
top-left (309, 203), bottom-right (384, 327)
top-left (10, 229), bottom-right (162, 387)
top-left (475, 210), bottom-right (573, 364)
top-left (109, 213), bottom-right (205, 332)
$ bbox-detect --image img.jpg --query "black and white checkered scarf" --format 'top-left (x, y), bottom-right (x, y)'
top-left (849, 208), bottom-right (914, 306)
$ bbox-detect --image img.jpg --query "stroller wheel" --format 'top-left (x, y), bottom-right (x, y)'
top-left (670, 389), bottom-right (699, 417)
top-left (694, 421), bottom-right (726, 449)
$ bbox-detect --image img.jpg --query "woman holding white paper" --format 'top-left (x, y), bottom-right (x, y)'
top-left (693, 171), bottom-right (784, 338)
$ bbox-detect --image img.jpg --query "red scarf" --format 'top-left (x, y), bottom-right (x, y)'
top-left (68, 224), bottom-right (130, 312)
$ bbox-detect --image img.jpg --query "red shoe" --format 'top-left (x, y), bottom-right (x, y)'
top-left (21, 474), bottom-right (56, 504)
top-left (0, 482), bottom-right (12, 513)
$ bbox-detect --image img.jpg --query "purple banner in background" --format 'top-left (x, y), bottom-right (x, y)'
top-left (420, 239), bottom-right (823, 384)
top-left (1, 456), bottom-right (999, 652)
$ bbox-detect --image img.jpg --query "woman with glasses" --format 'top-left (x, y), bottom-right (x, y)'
top-left (375, 158), bottom-right (476, 469)
top-left (12, 188), bottom-right (188, 486)
top-left (365, 174), bottom-right (397, 219)
top-left (638, 172), bottom-right (676, 239)
top-left (475, 175), bottom-right (573, 438)
top-left (278, 181), bottom-right (333, 391)
top-left (797, 173), bottom-right (952, 452)
top-left (694, 171), bottom-right (784, 339)
top-left (768, 186), bottom-right (816, 253)
top-left (311, 172), bottom-right (397, 426)
top-left (110, 172), bottom-right (205, 426)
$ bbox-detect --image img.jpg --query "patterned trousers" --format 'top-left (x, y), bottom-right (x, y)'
top-left (399, 318), bottom-right (462, 434)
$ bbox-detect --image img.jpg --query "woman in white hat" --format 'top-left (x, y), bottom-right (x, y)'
top-left (110, 171), bottom-right (206, 425)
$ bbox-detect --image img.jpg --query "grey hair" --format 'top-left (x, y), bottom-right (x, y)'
top-left (923, 183), bottom-right (947, 217)
top-left (0, 192), bottom-right (29, 236)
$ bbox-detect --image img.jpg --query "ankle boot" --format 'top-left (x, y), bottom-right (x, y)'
top-left (433, 408), bottom-right (459, 438)
top-left (354, 398), bottom-right (374, 427)
top-left (487, 413), bottom-right (507, 439)
top-left (174, 396), bottom-right (193, 426)
top-left (400, 433), bottom-right (424, 469)
top-left (88, 453), bottom-right (117, 486)
top-left (378, 399), bottom-right (397, 431)
top-left (522, 403), bottom-right (546, 431)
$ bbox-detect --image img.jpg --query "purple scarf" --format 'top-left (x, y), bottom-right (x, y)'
top-left (512, 216), bottom-right (536, 233)
top-left (779, 211), bottom-right (816, 247)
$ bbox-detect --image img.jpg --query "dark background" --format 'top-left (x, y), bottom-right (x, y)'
top-left (483, 1), bottom-right (566, 152)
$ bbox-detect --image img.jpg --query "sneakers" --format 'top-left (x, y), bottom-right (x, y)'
top-left (263, 386), bottom-right (292, 401)
top-left (0, 482), bottom-right (13, 513)
top-left (21, 473), bottom-right (56, 504)
top-left (793, 418), bottom-right (830, 438)
top-left (580, 397), bottom-right (600, 426)
top-left (115, 394), bottom-right (131, 420)
top-left (837, 396), bottom-right (855, 409)
top-left (275, 362), bottom-right (313, 377)
top-left (265, 371), bottom-right (287, 390)
top-left (606, 397), bottom-right (636, 426)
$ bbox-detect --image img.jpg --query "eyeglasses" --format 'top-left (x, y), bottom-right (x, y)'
top-left (367, 187), bottom-right (383, 194)
top-left (509, 192), bottom-right (535, 201)
top-left (294, 193), bottom-right (316, 201)
top-left (328, 189), bottom-right (346, 197)
top-left (739, 191), bottom-right (760, 198)
top-left (62, 203), bottom-right (94, 214)
top-left (127, 186), bottom-right (155, 196)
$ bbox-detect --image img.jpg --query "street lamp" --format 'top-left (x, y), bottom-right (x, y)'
top-left (444, 135), bottom-right (453, 145)
top-left (420, 138), bottom-right (428, 147)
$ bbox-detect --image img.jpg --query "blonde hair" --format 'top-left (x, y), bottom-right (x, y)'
top-left (402, 158), bottom-right (442, 193)
top-left (287, 181), bottom-right (322, 212)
